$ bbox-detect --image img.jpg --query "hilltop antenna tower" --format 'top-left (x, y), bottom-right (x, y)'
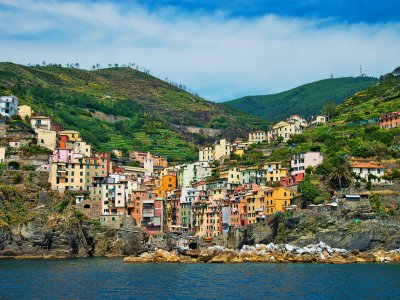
top-left (360, 65), bottom-right (366, 77)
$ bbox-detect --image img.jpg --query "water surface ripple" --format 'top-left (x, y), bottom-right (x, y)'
top-left (0, 258), bottom-right (399, 299)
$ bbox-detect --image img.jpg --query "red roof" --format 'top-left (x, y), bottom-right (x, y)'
top-left (351, 163), bottom-right (384, 169)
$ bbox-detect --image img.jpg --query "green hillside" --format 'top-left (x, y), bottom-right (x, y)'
top-left (0, 62), bottom-right (268, 162)
top-left (224, 77), bottom-right (378, 122)
top-left (269, 67), bottom-right (400, 165)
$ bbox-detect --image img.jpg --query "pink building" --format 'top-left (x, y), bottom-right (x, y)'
top-left (291, 152), bottom-right (323, 175)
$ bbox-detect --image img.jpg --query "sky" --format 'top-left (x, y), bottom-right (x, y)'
top-left (0, 0), bottom-right (399, 101)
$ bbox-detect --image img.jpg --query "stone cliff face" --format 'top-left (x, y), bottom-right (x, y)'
top-left (281, 211), bottom-right (400, 251)
top-left (0, 216), bottom-right (146, 258)
top-left (213, 222), bottom-right (274, 249)
top-left (213, 210), bottom-right (400, 252)
top-left (0, 183), bottom-right (147, 258)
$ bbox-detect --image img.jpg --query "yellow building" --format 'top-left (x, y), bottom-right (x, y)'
top-left (68, 141), bottom-right (91, 157)
top-left (245, 189), bottom-right (264, 224)
top-left (214, 139), bottom-right (231, 160)
top-left (234, 149), bottom-right (245, 157)
top-left (0, 146), bottom-right (5, 164)
top-left (199, 146), bottom-right (214, 162)
top-left (49, 154), bottom-right (86, 192)
top-left (219, 167), bottom-right (241, 184)
top-left (264, 162), bottom-right (288, 183)
top-left (37, 129), bottom-right (57, 151)
top-left (59, 130), bottom-right (82, 142)
top-left (18, 105), bottom-right (33, 119)
top-left (112, 149), bottom-right (123, 158)
top-left (263, 187), bottom-right (295, 215)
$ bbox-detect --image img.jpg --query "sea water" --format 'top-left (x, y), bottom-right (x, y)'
top-left (0, 258), bottom-right (399, 299)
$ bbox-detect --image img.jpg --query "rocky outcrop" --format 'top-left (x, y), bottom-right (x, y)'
top-left (277, 210), bottom-right (400, 251)
top-left (124, 242), bottom-right (400, 264)
top-left (213, 222), bottom-right (274, 249)
top-left (0, 216), bottom-right (146, 259)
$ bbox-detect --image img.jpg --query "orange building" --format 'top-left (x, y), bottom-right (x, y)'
top-left (380, 111), bottom-right (400, 129)
top-left (154, 174), bottom-right (177, 198)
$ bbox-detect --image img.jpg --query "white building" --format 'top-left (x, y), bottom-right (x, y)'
top-left (248, 130), bottom-right (267, 144)
top-left (311, 115), bottom-right (326, 126)
top-left (199, 146), bottom-right (214, 162)
top-left (288, 115), bottom-right (308, 129)
top-left (0, 95), bottom-right (18, 118)
top-left (350, 163), bottom-right (385, 182)
top-left (179, 162), bottom-right (212, 188)
top-left (267, 121), bottom-right (295, 142)
top-left (30, 116), bottom-right (52, 132)
top-left (101, 178), bottom-right (126, 216)
top-left (291, 152), bottom-right (324, 175)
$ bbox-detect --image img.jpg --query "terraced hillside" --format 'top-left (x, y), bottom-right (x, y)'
top-left (269, 67), bottom-right (400, 163)
top-left (0, 63), bottom-right (268, 162)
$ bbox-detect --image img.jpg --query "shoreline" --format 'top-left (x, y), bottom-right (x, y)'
top-left (3, 242), bottom-right (400, 264)
top-left (124, 242), bottom-right (400, 264)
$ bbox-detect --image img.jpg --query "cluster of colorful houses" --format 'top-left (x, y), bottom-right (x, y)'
top-left (0, 95), bottom-right (396, 240)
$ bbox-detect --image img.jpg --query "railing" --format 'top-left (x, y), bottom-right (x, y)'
top-left (142, 209), bottom-right (155, 217)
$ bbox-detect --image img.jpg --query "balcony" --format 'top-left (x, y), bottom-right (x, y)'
top-left (141, 219), bottom-right (161, 226)
top-left (142, 209), bottom-right (155, 217)
top-left (56, 169), bottom-right (67, 178)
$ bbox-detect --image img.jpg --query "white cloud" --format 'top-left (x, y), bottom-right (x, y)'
top-left (0, 0), bottom-right (399, 101)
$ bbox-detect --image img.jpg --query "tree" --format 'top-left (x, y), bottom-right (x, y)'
top-left (298, 180), bottom-right (320, 203)
top-left (322, 100), bottom-right (336, 119)
top-left (305, 166), bottom-right (315, 175)
top-left (328, 159), bottom-right (351, 189)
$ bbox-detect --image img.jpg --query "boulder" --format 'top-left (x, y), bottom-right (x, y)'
top-left (181, 249), bottom-right (201, 258)
top-left (198, 248), bottom-right (215, 262)
top-left (155, 249), bottom-right (180, 262)
top-left (179, 255), bottom-right (197, 263)
top-left (0, 244), bottom-right (20, 256)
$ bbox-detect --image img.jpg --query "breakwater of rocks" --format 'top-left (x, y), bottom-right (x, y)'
top-left (124, 242), bottom-right (400, 264)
